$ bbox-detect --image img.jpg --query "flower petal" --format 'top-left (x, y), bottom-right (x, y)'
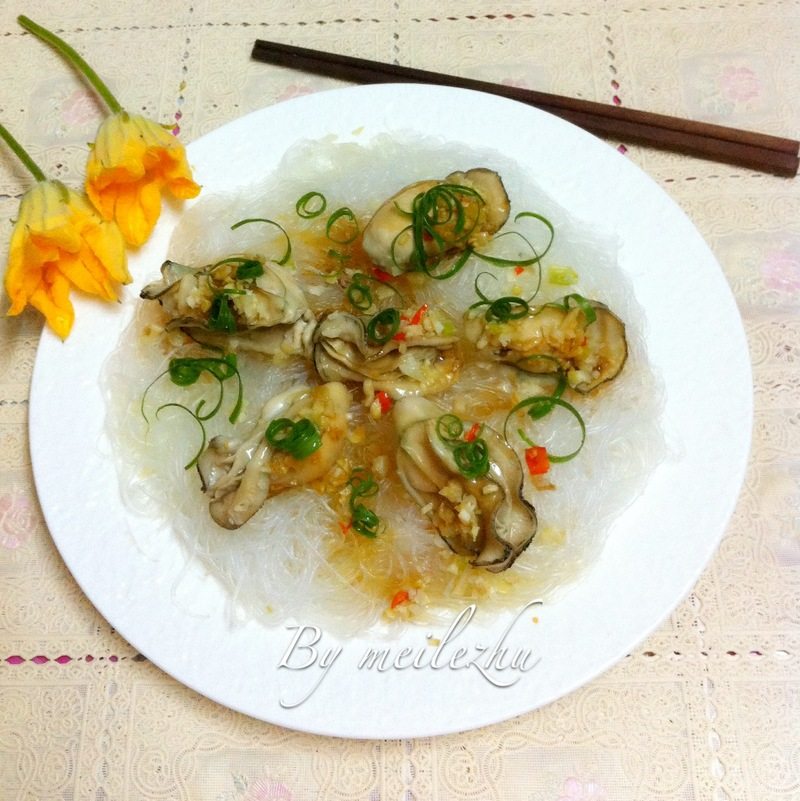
top-left (5, 233), bottom-right (42, 315)
top-left (82, 218), bottom-right (130, 285)
top-left (67, 191), bottom-right (130, 284)
top-left (112, 179), bottom-right (162, 247)
top-left (29, 265), bottom-right (74, 339)
top-left (56, 252), bottom-right (114, 301)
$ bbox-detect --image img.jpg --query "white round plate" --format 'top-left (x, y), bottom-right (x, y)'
top-left (29, 84), bottom-right (751, 738)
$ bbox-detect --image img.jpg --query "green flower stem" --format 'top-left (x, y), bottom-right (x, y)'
top-left (18, 15), bottom-right (123, 114)
top-left (0, 123), bottom-right (46, 181)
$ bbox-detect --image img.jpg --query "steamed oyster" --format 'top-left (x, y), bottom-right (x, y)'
top-left (185, 310), bottom-right (317, 360)
top-left (197, 382), bottom-right (350, 529)
top-left (394, 397), bottom-right (537, 572)
top-left (313, 309), bottom-right (460, 398)
top-left (465, 298), bottom-right (627, 393)
top-left (141, 257), bottom-right (315, 357)
top-left (362, 168), bottom-right (510, 275)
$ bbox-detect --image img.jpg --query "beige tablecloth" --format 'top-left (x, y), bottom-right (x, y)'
top-left (1, 2), bottom-right (798, 799)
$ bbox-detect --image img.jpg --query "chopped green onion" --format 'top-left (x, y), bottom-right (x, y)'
top-left (230, 217), bottom-right (292, 265)
top-left (265, 417), bottom-right (295, 445)
top-left (436, 413), bottom-right (464, 443)
top-left (547, 265), bottom-right (578, 286)
top-left (265, 417), bottom-right (322, 460)
top-left (154, 403), bottom-right (207, 469)
top-left (485, 296), bottom-right (529, 322)
top-left (435, 412), bottom-right (490, 479)
top-left (565, 293), bottom-right (597, 324)
top-left (401, 184), bottom-right (484, 276)
top-left (208, 292), bottom-right (238, 333)
top-left (547, 293), bottom-right (597, 325)
top-left (452, 439), bottom-right (490, 479)
top-left (295, 191), bottom-right (327, 219)
top-left (469, 272), bottom-right (537, 322)
top-left (207, 256), bottom-right (264, 278)
top-left (234, 259), bottom-right (264, 280)
top-left (527, 373), bottom-right (567, 420)
top-left (472, 211), bottom-right (554, 269)
top-left (366, 307), bottom-right (400, 345)
top-left (346, 278), bottom-right (372, 311)
top-left (348, 467), bottom-right (381, 538)
top-left (504, 395), bottom-right (586, 463)
top-left (326, 207), bottom-right (359, 244)
top-left (517, 428), bottom-right (536, 448)
top-left (346, 271), bottom-right (404, 311)
top-left (165, 354), bottom-right (243, 423)
top-left (141, 354), bottom-right (244, 470)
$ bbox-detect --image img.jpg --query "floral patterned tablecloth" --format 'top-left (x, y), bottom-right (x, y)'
top-left (1, 2), bottom-right (798, 799)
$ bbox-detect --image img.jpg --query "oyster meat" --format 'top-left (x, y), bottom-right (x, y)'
top-left (394, 397), bottom-right (537, 572)
top-left (465, 298), bottom-right (627, 393)
top-left (141, 258), bottom-right (315, 357)
top-left (197, 382), bottom-right (350, 529)
top-left (362, 168), bottom-right (510, 274)
top-left (313, 310), bottom-right (460, 398)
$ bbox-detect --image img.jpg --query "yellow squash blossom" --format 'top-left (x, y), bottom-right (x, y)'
top-left (5, 179), bottom-right (129, 339)
top-left (17, 15), bottom-right (201, 248)
top-left (86, 112), bottom-right (201, 247)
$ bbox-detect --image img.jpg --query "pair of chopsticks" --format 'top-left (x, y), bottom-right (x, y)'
top-left (251, 39), bottom-right (799, 178)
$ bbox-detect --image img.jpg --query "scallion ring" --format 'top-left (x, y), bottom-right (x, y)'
top-left (563, 293), bottom-right (597, 325)
top-left (154, 403), bottom-right (207, 470)
top-left (206, 256), bottom-right (265, 280)
top-left (472, 211), bottom-right (553, 270)
top-left (436, 413), bottom-right (464, 443)
top-left (170, 355), bottom-right (242, 422)
top-left (349, 467), bottom-right (379, 500)
top-left (352, 505), bottom-right (381, 538)
top-left (346, 271), bottom-right (404, 311)
top-left (142, 354), bottom-right (243, 427)
top-left (231, 217), bottom-right (292, 265)
top-left (366, 307), bottom-right (400, 345)
top-left (469, 272), bottom-right (537, 322)
top-left (486, 297), bottom-right (529, 322)
top-left (234, 259), bottom-right (264, 279)
top-left (265, 417), bottom-right (322, 460)
top-left (348, 467), bottom-right (382, 538)
top-left (208, 290), bottom-right (243, 333)
top-left (514, 211), bottom-right (555, 259)
top-left (326, 207), bottom-right (359, 244)
top-left (504, 396), bottom-right (586, 463)
top-left (295, 191), bottom-right (327, 219)
top-left (346, 279), bottom-right (372, 311)
top-left (452, 439), bottom-right (490, 479)
top-left (423, 246), bottom-right (474, 281)
top-left (407, 184), bottom-right (484, 274)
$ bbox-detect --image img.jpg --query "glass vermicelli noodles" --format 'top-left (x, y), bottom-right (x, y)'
top-left (102, 134), bottom-right (665, 637)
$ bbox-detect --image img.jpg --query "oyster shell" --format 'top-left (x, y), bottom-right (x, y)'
top-left (197, 382), bottom-right (350, 529)
top-left (465, 299), bottom-right (627, 393)
top-left (394, 397), bottom-right (537, 572)
top-left (185, 310), bottom-right (318, 360)
top-left (313, 310), bottom-right (460, 397)
top-left (362, 168), bottom-right (510, 275)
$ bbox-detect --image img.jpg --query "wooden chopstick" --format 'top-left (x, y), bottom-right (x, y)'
top-left (251, 39), bottom-right (799, 177)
